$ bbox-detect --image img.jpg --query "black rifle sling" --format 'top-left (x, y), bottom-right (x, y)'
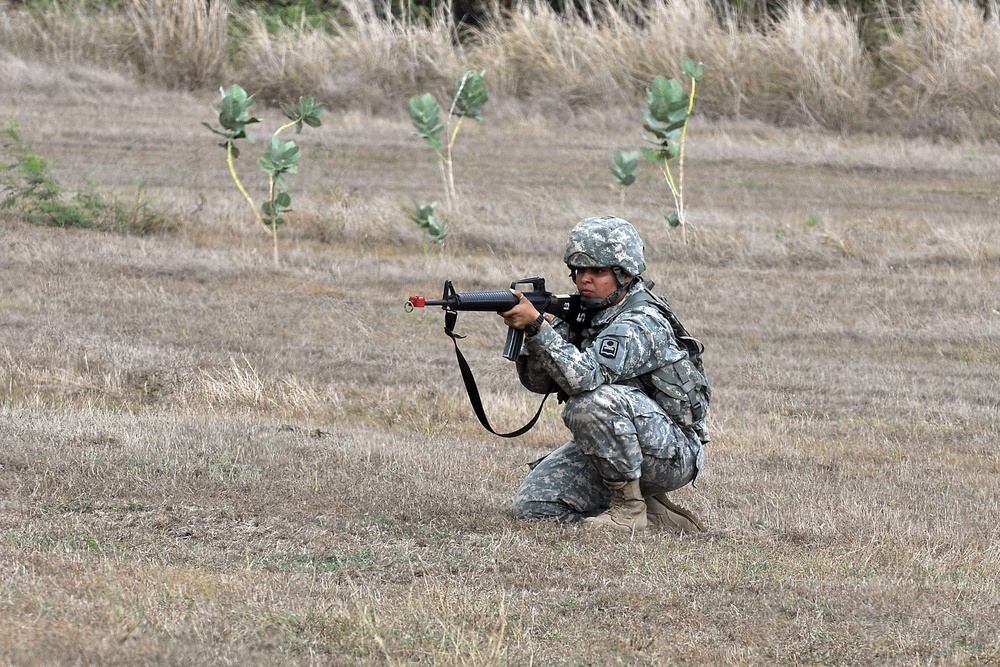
top-left (444, 310), bottom-right (550, 438)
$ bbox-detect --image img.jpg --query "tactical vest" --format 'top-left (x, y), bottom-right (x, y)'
top-left (606, 287), bottom-right (712, 444)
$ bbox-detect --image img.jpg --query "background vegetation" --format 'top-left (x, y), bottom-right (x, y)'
top-left (1, 0), bottom-right (998, 664)
top-left (2, 0), bottom-right (1000, 140)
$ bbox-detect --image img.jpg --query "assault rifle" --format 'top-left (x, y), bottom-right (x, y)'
top-left (406, 277), bottom-right (591, 360)
top-left (406, 277), bottom-right (593, 437)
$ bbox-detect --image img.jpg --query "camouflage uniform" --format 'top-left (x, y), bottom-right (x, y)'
top-left (510, 217), bottom-right (705, 523)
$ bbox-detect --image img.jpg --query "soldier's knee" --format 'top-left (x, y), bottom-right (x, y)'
top-left (510, 493), bottom-right (536, 520)
top-left (511, 494), bottom-right (569, 521)
top-left (562, 385), bottom-right (625, 430)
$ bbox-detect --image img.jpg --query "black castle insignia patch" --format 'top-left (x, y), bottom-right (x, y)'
top-left (599, 339), bottom-right (620, 359)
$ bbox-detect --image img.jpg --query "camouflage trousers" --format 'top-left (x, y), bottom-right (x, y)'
top-left (511, 383), bottom-right (703, 522)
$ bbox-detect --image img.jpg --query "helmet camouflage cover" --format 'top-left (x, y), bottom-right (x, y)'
top-left (563, 216), bottom-right (646, 276)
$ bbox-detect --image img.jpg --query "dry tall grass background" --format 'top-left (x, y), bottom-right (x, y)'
top-left (2, 2), bottom-right (1000, 665)
top-left (2, 0), bottom-right (1000, 138)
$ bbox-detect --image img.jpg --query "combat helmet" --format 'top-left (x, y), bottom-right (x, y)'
top-left (563, 216), bottom-right (646, 277)
top-left (563, 216), bottom-right (646, 309)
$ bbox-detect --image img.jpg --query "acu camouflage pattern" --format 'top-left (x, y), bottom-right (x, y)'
top-left (641, 291), bottom-right (712, 441)
top-left (562, 216), bottom-right (647, 276)
top-left (511, 279), bottom-right (709, 522)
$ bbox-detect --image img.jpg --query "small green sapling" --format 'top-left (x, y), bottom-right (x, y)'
top-left (641, 59), bottom-right (704, 242)
top-left (409, 69), bottom-right (488, 214)
top-left (610, 149), bottom-right (640, 213)
top-left (204, 85), bottom-right (324, 266)
top-left (410, 201), bottom-right (447, 248)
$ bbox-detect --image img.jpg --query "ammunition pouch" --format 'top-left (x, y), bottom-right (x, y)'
top-left (646, 359), bottom-right (711, 436)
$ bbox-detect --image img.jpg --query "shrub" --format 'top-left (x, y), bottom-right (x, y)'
top-left (0, 120), bottom-right (174, 235)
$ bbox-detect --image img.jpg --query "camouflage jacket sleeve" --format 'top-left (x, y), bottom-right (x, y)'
top-left (515, 318), bottom-right (572, 394)
top-left (522, 302), bottom-right (684, 396)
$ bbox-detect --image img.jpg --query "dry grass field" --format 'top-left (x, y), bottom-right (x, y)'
top-left (2, 56), bottom-right (999, 665)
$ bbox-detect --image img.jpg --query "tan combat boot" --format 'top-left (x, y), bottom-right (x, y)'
top-left (645, 492), bottom-right (708, 534)
top-left (583, 479), bottom-right (648, 531)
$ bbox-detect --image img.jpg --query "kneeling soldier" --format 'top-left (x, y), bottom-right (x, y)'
top-left (500, 216), bottom-right (709, 533)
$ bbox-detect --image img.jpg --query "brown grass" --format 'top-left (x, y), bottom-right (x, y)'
top-left (877, 0), bottom-right (1000, 139)
top-left (1, 57), bottom-right (999, 665)
top-left (125, 0), bottom-right (230, 89)
top-left (2, 0), bottom-right (1000, 138)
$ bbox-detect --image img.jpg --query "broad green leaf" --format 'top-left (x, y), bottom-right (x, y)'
top-left (409, 94), bottom-right (445, 149)
top-left (218, 85), bottom-right (259, 133)
top-left (411, 202), bottom-right (437, 226)
top-left (642, 75), bottom-right (689, 161)
top-left (410, 201), bottom-right (447, 242)
top-left (640, 145), bottom-right (671, 163)
top-left (640, 146), bottom-right (659, 162)
top-left (642, 110), bottom-right (686, 140)
top-left (281, 95), bottom-right (325, 133)
top-left (221, 84), bottom-right (250, 104)
top-left (259, 137), bottom-right (301, 176)
top-left (646, 76), bottom-right (687, 125)
top-left (276, 192), bottom-right (292, 208)
top-left (453, 69), bottom-right (489, 121)
top-left (682, 59), bottom-right (705, 81)
top-left (611, 150), bottom-right (640, 187)
top-left (641, 110), bottom-right (668, 138)
top-left (666, 211), bottom-right (681, 227)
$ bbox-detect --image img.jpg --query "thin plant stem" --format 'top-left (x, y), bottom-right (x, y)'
top-left (227, 141), bottom-right (265, 230)
top-left (262, 120), bottom-right (301, 268)
top-left (275, 119), bottom-right (298, 135)
top-left (267, 175), bottom-right (278, 266)
top-left (443, 72), bottom-right (471, 210)
top-left (660, 158), bottom-right (683, 241)
top-left (446, 116), bottom-right (465, 209)
top-left (676, 77), bottom-right (698, 244)
top-left (437, 149), bottom-right (451, 211)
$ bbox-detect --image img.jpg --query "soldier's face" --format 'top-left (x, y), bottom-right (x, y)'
top-left (575, 267), bottom-right (625, 300)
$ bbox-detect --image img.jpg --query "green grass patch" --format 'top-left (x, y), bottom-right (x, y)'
top-left (1, 120), bottom-right (176, 235)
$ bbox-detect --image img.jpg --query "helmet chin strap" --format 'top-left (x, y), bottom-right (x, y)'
top-left (580, 273), bottom-right (639, 310)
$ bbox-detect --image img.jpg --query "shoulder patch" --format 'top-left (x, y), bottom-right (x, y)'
top-left (599, 339), bottom-right (620, 359)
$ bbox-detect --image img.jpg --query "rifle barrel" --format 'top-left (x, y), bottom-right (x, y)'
top-left (408, 290), bottom-right (520, 312)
